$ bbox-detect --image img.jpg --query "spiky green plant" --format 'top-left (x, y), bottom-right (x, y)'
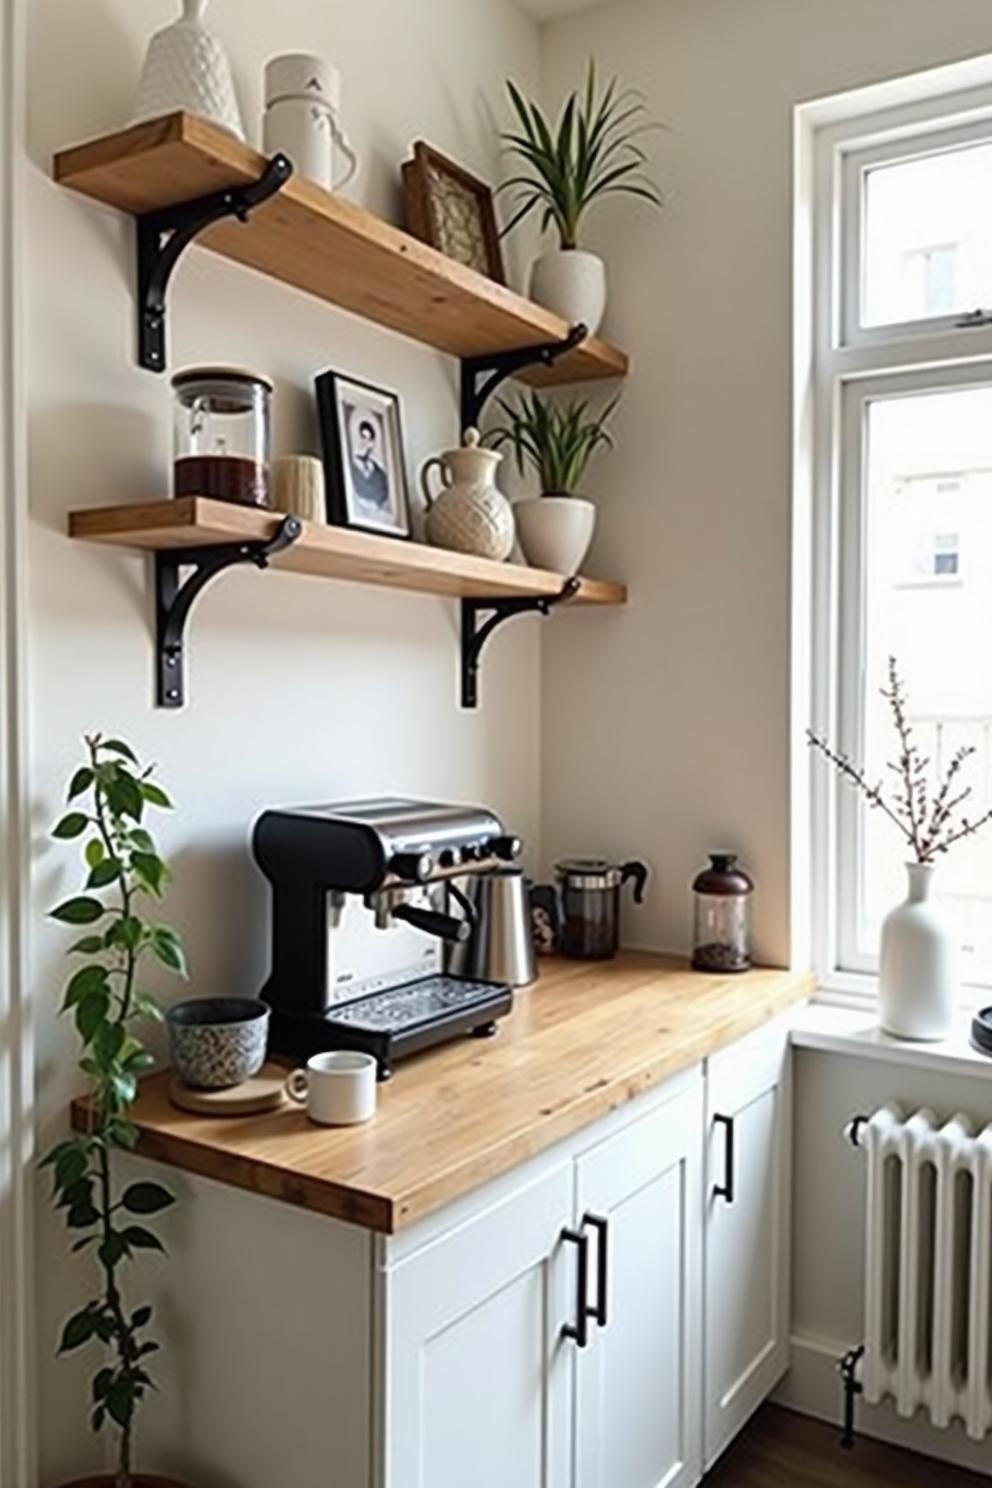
top-left (489, 392), bottom-right (618, 495)
top-left (42, 734), bottom-right (187, 1488)
top-left (500, 60), bottom-right (662, 249)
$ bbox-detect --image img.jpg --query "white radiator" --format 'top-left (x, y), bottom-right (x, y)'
top-left (850, 1104), bottom-right (992, 1441)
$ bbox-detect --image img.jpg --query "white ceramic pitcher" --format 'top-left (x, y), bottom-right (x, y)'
top-left (421, 428), bottom-right (514, 562)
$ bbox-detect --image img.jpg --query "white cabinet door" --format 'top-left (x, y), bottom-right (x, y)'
top-left (382, 1163), bottom-right (574, 1488)
top-left (574, 1080), bottom-right (704, 1488)
top-left (703, 1018), bottom-right (792, 1469)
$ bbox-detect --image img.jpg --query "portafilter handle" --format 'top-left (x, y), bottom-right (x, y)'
top-left (391, 902), bottom-right (473, 944)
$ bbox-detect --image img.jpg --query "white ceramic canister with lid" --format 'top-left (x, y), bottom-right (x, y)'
top-left (262, 52), bottom-right (358, 192)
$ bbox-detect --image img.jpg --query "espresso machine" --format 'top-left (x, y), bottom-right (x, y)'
top-left (253, 798), bottom-right (533, 1077)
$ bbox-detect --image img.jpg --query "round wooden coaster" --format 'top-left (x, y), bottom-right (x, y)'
top-left (168, 1070), bottom-right (287, 1116)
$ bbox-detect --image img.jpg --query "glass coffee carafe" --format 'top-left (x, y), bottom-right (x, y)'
top-left (172, 366), bottom-right (272, 507)
top-left (554, 858), bottom-right (648, 961)
top-left (691, 853), bottom-right (753, 973)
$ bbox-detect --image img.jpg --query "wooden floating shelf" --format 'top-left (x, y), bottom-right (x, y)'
top-left (68, 497), bottom-right (627, 606)
top-left (53, 113), bottom-right (630, 387)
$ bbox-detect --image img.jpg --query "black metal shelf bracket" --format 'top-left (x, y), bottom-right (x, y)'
top-left (137, 153), bottom-right (294, 373)
top-left (460, 577), bottom-right (581, 709)
top-left (459, 323), bottom-right (589, 431)
top-left (155, 515), bottom-right (302, 708)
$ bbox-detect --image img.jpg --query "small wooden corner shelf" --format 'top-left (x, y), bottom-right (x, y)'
top-left (69, 498), bottom-right (627, 605)
top-left (69, 499), bottom-right (626, 709)
top-left (53, 113), bottom-right (629, 387)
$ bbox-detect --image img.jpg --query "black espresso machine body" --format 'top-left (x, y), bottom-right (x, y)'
top-left (253, 798), bottom-right (520, 1076)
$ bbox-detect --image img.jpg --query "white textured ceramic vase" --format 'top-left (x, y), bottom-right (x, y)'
top-left (514, 496), bottom-right (595, 575)
top-left (528, 250), bottom-right (607, 335)
top-left (878, 863), bottom-right (957, 1041)
top-left (133, 0), bottom-right (245, 141)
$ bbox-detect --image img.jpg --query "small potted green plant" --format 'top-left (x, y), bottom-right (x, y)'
top-left (489, 391), bottom-right (617, 573)
top-left (44, 733), bottom-right (190, 1488)
top-left (500, 60), bottom-right (662, 333)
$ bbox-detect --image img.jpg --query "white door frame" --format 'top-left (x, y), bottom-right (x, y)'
top-left (0, 0), bottom-right (33, 1482)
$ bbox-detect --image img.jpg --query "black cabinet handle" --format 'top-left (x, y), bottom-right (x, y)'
top-left (561, 1227), bottom-right (589, 1348)
top-left (583, 1213), bottom-right (609, 1328)
top-left (713, 1113), bottom-right (735, 1204)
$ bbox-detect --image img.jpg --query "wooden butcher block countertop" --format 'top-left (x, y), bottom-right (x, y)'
top-left (84, 954), bottom-right (813, 1235)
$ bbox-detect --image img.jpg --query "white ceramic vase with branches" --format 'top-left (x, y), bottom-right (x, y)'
top-left (809, 658), bottom-right (992, 1040)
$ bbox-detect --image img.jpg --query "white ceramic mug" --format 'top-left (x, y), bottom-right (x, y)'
top-left (285, 1050), bottom-right (377, 1125)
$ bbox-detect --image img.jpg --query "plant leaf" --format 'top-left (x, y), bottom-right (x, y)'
top-left (62, 964), bottom-right (109, 1011)
top-left (131, 1303), bottom-right (153, 1328)
top-left (98, 1231), bottom-right (129, 1267)
top-left (151, 926), bottom-right (188, 977)
top-left (86, 858), bottom-right (121, 890)
top-left (123, 1226), bottom-right (166, 1254)
top-left (100, 738), bottom-right (139, 764)
top-left (140, 781), bottom-right (172, 810)
top-left (92, 1019), bottom-right (126, 1068)
top-left (106, 770), bottom-right (144, 822)
top-left (132, 851), bottom-right (168, 896)
top-left (92, 1367), bottom-right (114, 1403)
top-left (76, 990), bottom-right (110, 1043)
top-left (51, 896), bottom-right (104, 926)
top-left (53, 811), bottom-right (88, 840)
top-left (59, 1306), bottom-right (98, 1353)
top-left (67, 934), bottom-right (105, 955)
top-left (121, 1181), bottom-right (175, 1216)
top-left (106, 1377), bottom-right (135, 1429)
top-left (67, 767), bottom-right (95, 801)
top-left (53, 1146), bottom-right (88, 1193)
top-left (132, 990), bottom-right (164, 1022)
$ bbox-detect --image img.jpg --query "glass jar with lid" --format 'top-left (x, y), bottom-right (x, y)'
top-left (691, 853), bottom-right (753, 973)
top-left (172, 366), bottom-right (273, 508)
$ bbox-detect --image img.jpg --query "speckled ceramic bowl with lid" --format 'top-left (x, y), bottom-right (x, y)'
top-left (166, 997), bottom-right (270, 1090)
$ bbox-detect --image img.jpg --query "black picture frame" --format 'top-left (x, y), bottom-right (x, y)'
top-left (315, 369), bottom-right (412, 539)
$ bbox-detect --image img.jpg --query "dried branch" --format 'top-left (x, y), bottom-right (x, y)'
top-left (808, 657), bottom-right (992, 865)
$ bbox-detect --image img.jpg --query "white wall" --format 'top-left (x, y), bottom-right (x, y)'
top-left (27, 2), bottom-right (541, 1481)
top-left (539, 0), bottom-right (992, 966)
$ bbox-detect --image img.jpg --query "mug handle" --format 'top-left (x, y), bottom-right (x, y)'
top-left (328, 116), bottom-right (359, 190)
top-left (420, 456), bottom-right (448, 511)
top-left (285, 1069), bottom-right (309, 1104)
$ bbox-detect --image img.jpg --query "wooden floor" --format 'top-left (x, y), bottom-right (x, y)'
top-left (707, 1407), bottom-right (989, 1487)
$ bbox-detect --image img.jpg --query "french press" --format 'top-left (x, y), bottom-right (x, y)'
top-left (554, 858), bottom-right (649, 961)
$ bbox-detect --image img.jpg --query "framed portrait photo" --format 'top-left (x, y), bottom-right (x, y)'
top-left (315, 371), bottom-right (412, 539)
top-left (402, 140), bottom-right (505, 285)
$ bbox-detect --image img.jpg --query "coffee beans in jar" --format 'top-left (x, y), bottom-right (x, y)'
top-left (172, 367), bottom-right (273, 508)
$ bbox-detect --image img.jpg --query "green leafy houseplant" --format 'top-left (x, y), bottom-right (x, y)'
top-left (42, 734), bottom-right (188, 1488)
top-left (500, 61), bottom-right (662, 249)
top-left (490, 391), bottom-right (618, 495)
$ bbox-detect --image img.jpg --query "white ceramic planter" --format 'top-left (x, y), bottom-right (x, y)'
top-left (528, 250), bottom-right (607, 335)
top-left (878, 863), bottom-right (957, 1041)
top-left (514, 496), bottom-right (595, 575)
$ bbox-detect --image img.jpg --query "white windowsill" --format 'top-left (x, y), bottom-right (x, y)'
top-left (793, 1000), bottom-right (992, 1080)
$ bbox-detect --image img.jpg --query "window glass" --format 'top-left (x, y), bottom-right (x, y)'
top-left (857, 385), bottom-right (992, 980)
top-left (862, 143), bottom-right (992, 326)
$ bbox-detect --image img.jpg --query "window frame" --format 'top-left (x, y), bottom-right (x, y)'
top-left (803, 77), bottom-right (992, 1001)
top-left (840, 114), bottom-right (992, 349)
top-left (834, 364), bottom-right (992, 979)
